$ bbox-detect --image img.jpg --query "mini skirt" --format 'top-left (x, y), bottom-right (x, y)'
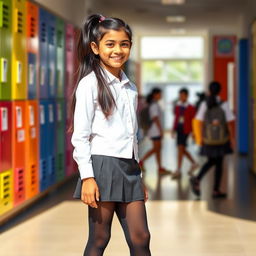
top-left (73, 155), bottom-right (145, 202)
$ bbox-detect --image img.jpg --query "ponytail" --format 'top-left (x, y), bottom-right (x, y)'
top-left (68, 14), bottom-right (132, 132)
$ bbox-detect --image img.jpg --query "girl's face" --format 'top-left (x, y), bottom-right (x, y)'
top-left (91, 29), bottom-right (131, 77)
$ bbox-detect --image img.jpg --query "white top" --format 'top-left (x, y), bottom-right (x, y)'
top-left (71, 69), bottom-right (139, 180)
top-left (147, 102), bottom-right (162, 138)
top-left (196, 100), bottom-right (235, 122)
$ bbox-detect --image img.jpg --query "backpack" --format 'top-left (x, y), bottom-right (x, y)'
top-left (202, 102), bottom-right (229, 145)
top-left (138, 106), bottom-right (152, 133)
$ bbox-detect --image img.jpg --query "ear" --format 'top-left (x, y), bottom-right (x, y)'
top-left (91, 42), bottom-right (99, 55)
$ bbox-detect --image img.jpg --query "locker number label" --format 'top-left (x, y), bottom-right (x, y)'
top-left (0, 58), bottom-right (8, 83)
top-left (1, 107), bottom-right (8, 131)
top-left (29, 106), bottom-right (35, 126)
top-left (30, 127), bottom-right (36, 139)
top-left (40, 105), bottom-right (45, 124)
top-left (17, 129), bottom-right (25, 142)
top-left (16, 106), bottom-right (22, 128)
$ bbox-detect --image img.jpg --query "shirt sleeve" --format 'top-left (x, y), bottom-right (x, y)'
top-left (195, 101), bottom-right (207, 121)
top-left (71, 76), bottom-right (96, 180)
top-left (222, 102), bottom-right (235, 122)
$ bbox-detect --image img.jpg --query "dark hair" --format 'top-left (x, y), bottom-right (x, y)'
top-left (206, 81), bottom-right (221, 109)
top-left (179, 88), bottom-right (189, 95)
top-left (146, 87), bottom-right (162, 104)
top-left (68, 14), bottom-right (132, 132)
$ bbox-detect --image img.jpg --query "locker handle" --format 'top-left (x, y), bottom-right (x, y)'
top-left (0, 58), bottom-right (8, 83)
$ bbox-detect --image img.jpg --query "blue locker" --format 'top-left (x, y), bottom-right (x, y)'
top-left (237, 39), bottom-right (249, 154)
top-left (47, 99), bottom-right (56, 185)
top-left (28, 53), bottom-right (37, 99)
top-left (39, 100), bottom-right (48, 191)
top-left (47, 13), bottom-right (56, 98)
top-left (39, 9), bottom-right (48, 99)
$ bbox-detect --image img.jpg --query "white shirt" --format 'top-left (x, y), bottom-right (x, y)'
top-left (147, 102), bottom-right (162, 138)
top-left (71, 69), bottom-right (139, 180)
top-left (196, 100), bottom-right (235, 122)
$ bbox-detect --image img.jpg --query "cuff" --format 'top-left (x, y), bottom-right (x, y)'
top-left (78, 163), bottom-right (95, 180)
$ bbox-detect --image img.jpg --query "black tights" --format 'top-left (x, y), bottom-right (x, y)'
top-left (84, 200), bottom-right (151, 256)
top-left (196, 156), bottom-right (224, 192)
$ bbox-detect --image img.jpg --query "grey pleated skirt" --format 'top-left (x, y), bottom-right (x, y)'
top-left (73, 155), bottom-right (145, 202)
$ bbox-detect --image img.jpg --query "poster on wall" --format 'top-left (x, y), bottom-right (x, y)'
top-left (215, 36), bottom-right (236, 58)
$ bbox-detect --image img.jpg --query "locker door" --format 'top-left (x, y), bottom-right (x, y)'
top-left (39, 9), bottom-right (48, 99)
top-left (56, 18), bottom-right (65, 98)
top-left (25, 100), bottom-right (39, 199)
top-left (26, 2), bottom-right (39, 99)
top-left (47, 13), bottom-right (56, 98)
top-left (11, 0), bottom-right (27, 100)
top-left (0, 0), bottom-right (12, 100)
top-left (0, 101), bottom-right (12, 172)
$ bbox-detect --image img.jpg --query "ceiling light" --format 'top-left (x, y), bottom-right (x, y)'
top-left (162, 0), bottom-right (185, 5)
top-left (166, 16), bottom-right (186, 23)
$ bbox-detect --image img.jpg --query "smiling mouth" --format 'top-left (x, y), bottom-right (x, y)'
top-left (111, 56), bottom-right (124, 61)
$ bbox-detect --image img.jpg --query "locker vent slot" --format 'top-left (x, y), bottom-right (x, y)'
top-left (49, 26), bottom-right (55, 45)
top-left (30, 16), bottom-right (36, 37)
top-left (17, 11), bottom-right (23, 34)
top-left (2, 4), bottom-right (10, 28)
top-left (40, 22), bottom-right (46, 42)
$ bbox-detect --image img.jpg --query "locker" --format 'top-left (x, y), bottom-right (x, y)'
top-left (0, 169), bottom-right (13, 215)
top-left (47, 13), bottom-right (56, 98)
top-left (11, 0), bottom-right (27, 100)
top-left (12, 100), bottom-right (26, 205)
top-left (0, 0), bottom-right (12, 100)
top-left (47, 99), bottom-right (56, 185)
top-left (56, 17), bottom-right (65, 98)
top-left (0, 101), bottom-right (12, 172)
top-left (39, 99), bottom-right (48, 191)
top-left (26, 1), bottom-right (38, 99)
top-left (25, 100), bottom-right (39, 199)
top-left (65, 23), bottom-right (75, 100)
top-left (39, 8), bottom-right (48, 99)
top-left (56, 99), bottom-right (65, 181)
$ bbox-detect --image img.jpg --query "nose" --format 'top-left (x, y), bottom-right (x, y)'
top-left (113, 44), bottom-right (122, 53)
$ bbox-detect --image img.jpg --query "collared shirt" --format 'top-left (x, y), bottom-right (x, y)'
top-left (71, 69), bottom-right (139, 180)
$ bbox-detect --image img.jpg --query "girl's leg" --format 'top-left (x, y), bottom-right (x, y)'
top-left (84, 202), bottom-right (115, 256)
top-left (213, 156), bottom-right (224, 192)
top-left (115, 201), bottom-right (151, 256)
top-left (197, 157), bottom-right (215, 181)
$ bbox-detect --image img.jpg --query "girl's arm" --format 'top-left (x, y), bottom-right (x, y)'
top-left (227, 121), bottom-right (235, 149)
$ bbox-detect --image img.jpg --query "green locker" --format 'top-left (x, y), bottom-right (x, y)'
top-left (56, 98), bottom-right (65, 181)
top-left (0, 0), bottom-right (12, 100)
top-left (56, 18), bottom-right (65, 98)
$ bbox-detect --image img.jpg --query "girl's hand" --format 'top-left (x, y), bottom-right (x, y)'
top-left (171, 130), bottom-right (176, 138)
top-left (81, 178), bottom-right (100, 208)
top-left (143, 185), bottom-right (149, 202)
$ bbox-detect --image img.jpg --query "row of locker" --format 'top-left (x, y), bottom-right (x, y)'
top-left (0, 99), bottom-right (76, 216)
top-left (0, 0), bottom-right (77, 100)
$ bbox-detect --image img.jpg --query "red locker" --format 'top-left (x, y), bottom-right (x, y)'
top-left (12, 101), bottom-right (26, 205)
top-left (25, 100), bottom-right (39, 199)
top-left (0, 101), bottom-right (12, 173)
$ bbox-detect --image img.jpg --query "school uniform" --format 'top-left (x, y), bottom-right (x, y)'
top-left (147, 101), bottom-right (162, 140)
top-left (71, 69), bottom-right (144, 202)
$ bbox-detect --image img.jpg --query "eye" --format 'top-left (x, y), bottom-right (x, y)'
top-left (121, 42), bottom-right (130, 47)
top-left (106, 43), bottom-right (114, 47)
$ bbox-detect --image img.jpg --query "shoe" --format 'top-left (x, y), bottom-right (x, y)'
top-left (188, 163), bottom-right (199, 176)
top-left (190, 177), bottom-right (201, 197)
top-left (212, 191), bottom-right (227, 199)
top-left (158, 168), bottom-right (171, 175)
top-left (171, 171), bottom-right (182, 180)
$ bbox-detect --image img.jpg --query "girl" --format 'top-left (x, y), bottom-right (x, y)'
top-left (190, 81), bottom-right (235, 198)
top-left (139, 88), bottom-right (169, 175)
top-left (70, 14), bottom-right (151, 255)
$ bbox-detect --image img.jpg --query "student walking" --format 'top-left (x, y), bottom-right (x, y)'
top-left (70, 14), bottom-right (151, 256)
top-left (190, 81), bottom-right (235, 199)
top-left (171, 88), bottom-right (198, 179)
top-left (139, 88), bottom-right (170, 175)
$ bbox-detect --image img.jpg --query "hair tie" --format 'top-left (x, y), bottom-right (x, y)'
top-left (99, 16), bottom-right (106, 23)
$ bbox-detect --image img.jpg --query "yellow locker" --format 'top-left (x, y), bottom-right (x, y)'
top-left (0, 169), bottom-right (13, 216)
top-left (11, 0), bottom-right (27, 99)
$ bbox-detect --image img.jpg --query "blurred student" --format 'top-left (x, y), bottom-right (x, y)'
top-left (139, 88), bottom-right (169, 175)
top-left (190, 81), bottom-right (235, 199)
top-left (171, 88), bottom-right (198, 179)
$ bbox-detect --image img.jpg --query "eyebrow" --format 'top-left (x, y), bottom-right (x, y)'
top-left (104, 40), bottom-right (131, 43)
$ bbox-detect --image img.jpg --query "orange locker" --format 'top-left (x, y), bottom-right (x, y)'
top-left (0, 169), bottom-right (13, 215)
top-left (26, 1), bottom-right (39, 99)
top-left (12, 100), bottom-right (26, 205)
top-left (25, 100), bottom-right (39, 199)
